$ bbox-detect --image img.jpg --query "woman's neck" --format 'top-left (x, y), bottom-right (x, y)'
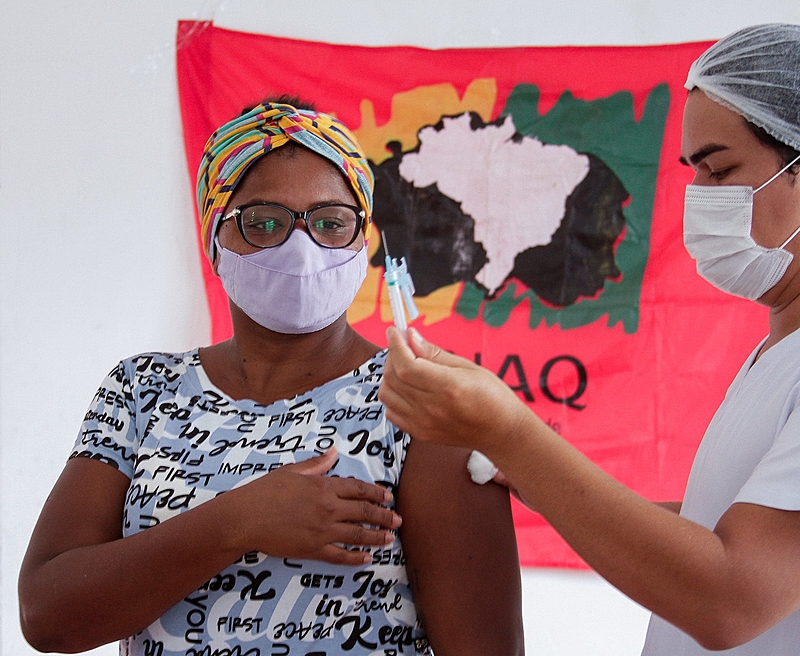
top-left (200, 312), bottom-right (379, 405)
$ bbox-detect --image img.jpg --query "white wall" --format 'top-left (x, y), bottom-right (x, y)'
top-left (2, 2), bottom-right (799, 655)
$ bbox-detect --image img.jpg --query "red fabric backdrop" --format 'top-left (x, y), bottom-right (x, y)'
top-left (176, 22), bottom-right (769, 568)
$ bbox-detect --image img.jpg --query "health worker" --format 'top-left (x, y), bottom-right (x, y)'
top-left (380, 23), bottom-right (800, 655)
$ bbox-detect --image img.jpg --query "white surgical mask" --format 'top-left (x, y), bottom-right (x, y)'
top-left (683, 154), bottom-right (800, 300)
top-left (216, 229), bottom-right (367, 334)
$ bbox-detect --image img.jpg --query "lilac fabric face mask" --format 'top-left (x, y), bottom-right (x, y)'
top-left (216, 229), bottom-right (368, 334)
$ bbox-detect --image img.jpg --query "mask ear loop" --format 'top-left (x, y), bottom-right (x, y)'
top-left (768, 154), bottom-right (800, 249)
top-left (780, 223), bottom-right (800, 250)
top-left (755, 153), bottom-right (800, 193)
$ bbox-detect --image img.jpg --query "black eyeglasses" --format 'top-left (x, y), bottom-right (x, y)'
top-left (221, 202), bottom-right (366, 249)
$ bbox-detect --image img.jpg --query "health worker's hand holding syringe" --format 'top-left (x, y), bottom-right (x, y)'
top-left (381, 231), bottom-right (498, 486)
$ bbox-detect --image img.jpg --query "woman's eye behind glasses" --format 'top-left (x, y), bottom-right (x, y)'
top-left (244, 213), bottom-right (285, 236)
top-left (310, 207), bottom-right (357, 241)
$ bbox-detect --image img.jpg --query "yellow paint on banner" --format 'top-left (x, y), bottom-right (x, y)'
top-left (348, 79), bottom-right (496, 325)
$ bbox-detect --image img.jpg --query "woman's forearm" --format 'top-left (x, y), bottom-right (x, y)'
top-left (19, 486), bottom-right (246, 653)
top-left (484, 412), bottom-right (796, 649)
top-left (19, 452), bottom-right (399, 653)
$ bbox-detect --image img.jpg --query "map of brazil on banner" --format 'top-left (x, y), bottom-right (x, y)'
top-left (176, 22), bottom-right (769, 568)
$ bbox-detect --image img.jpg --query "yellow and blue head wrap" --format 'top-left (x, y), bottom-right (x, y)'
top-left (197, 101), bottom-right (374, 262)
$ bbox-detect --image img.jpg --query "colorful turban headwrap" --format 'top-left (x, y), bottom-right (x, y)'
top-left (197, 102), bottom-right (374, 262)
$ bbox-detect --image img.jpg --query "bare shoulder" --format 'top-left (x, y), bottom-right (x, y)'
top-left (397, 439), bottom-right (517, 547)
top-left (396, 439), bottom-right (524, 656)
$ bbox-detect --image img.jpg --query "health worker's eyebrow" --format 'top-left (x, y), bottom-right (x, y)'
top-left (679, 143), bottom-right (729, 167)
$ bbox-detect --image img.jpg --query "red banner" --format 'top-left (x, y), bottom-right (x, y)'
top-left (176, 22), bottom-right (769, 568)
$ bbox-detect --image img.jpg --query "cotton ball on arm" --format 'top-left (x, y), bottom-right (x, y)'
top-left (467, 450), bottom-right (498, 484)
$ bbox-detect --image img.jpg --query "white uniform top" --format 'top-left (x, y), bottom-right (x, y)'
top-left (642, 327), bottom-right (800, 655)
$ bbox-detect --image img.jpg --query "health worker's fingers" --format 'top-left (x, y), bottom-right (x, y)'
top-left (492, 469), bottom-right (511, 488)
top-left (382, 327), bottom-right (434, 399)
top-left (492, 469), bottom-right (533, 509)
top-left (377, 385), bottom-right (418, 435)
top-left (385, 326), bottom-right (418, 370)
top-left (405, 326), bottom-right (437, 359)
top-left (384, 326), bottom-right (531, 449)
top-left (384, 328), bottom-right (470, 397)
top-left (378, 350), bottom-right (435, 437)
top-left (382, 330), bottom-right (465, 441)
top-left (390, 326), bottom-right (477, 372)
top-left (405, 327), bottom-right (475, 370)
top-left (386, 325), bottom-right (411, 349)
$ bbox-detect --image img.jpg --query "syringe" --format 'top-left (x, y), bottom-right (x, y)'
top-left (381, 231), bottom-right (419, 334)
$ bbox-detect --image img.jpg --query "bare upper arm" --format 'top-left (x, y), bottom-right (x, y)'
top-left (711, 502), bottom-right (800, 644)
top-left (397, 439), bottom-right (524, 656)
top-left (20, 457), bottom-right (130, 578)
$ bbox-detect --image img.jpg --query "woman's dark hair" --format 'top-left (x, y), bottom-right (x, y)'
top-left (240, 94), bottom-right (317, 116)
top-left (746, 121), bottom-right (800, 176)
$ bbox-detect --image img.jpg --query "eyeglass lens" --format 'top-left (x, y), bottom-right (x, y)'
top-left (239, 204), bottom-right (360, 248)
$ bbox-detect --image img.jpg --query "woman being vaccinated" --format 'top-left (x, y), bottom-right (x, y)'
top-left (19, 99), bottom-right (523, 656)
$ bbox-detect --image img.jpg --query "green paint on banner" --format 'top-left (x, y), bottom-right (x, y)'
top-left (456, 83), bottom-right (669, 334)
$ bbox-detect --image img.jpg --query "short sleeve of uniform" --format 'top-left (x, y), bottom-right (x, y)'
top-left (735, 385), bottom-right (800, 511)
top-left (69, 360), bottom-right (139, 478)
